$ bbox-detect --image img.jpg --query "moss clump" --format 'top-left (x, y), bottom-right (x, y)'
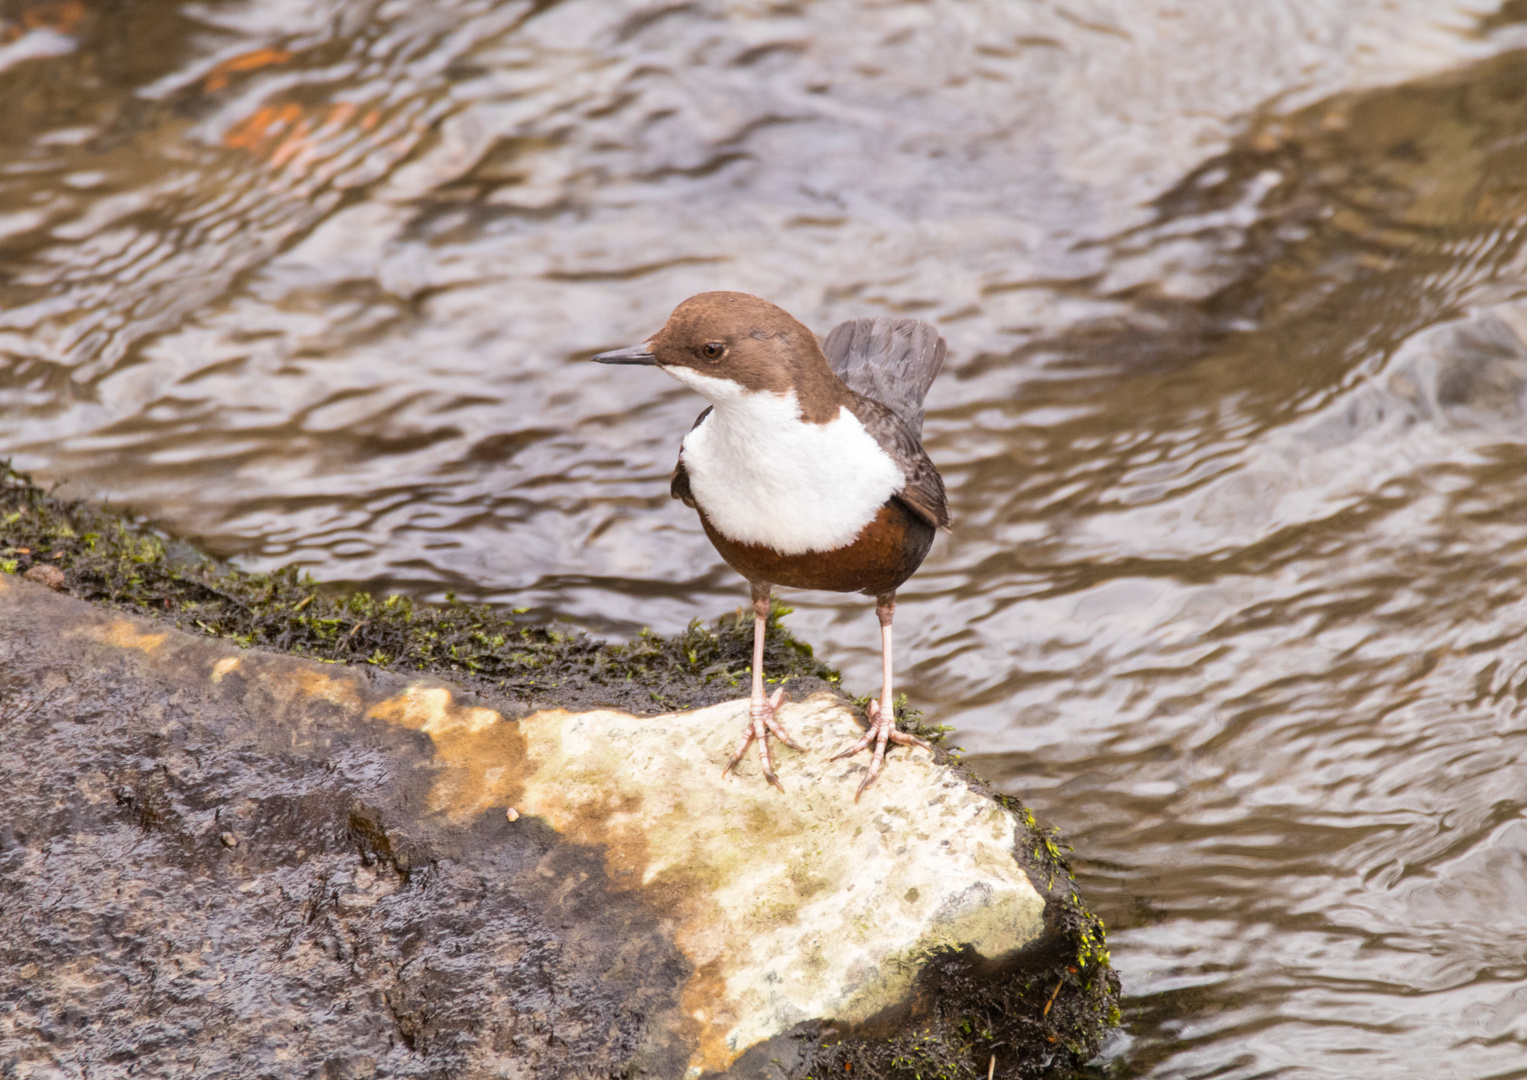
top-left (0, 462), bottom-right (835, 714)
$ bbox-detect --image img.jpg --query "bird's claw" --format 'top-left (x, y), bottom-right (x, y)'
top-left (833, 698), bottom-right (932, 800)
top-left (722, 687), bottom-right (797, 791)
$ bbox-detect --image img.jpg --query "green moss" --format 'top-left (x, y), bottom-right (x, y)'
top-left (0, 462), bottom-right (835, 714)
top-left (1001, 799), bottom-right (1113, 972)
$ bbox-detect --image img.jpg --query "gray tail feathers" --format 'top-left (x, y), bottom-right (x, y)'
top-left (821, 317), bottom-right (946, 434)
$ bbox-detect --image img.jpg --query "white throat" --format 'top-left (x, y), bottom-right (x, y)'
top-left (666, 366), bottom-right (904, 555)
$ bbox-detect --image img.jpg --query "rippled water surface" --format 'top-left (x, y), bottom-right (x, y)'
top-left (8, 0), bottom-right (1527, 1075)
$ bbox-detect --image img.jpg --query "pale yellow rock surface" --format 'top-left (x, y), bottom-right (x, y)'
top-left (370, 688), bottom-right (1048, 1074)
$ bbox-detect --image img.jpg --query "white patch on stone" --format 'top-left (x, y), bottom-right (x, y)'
top-left (513, 694), bottom-right (1048, 1072)
top-left (664, 366), bottom-right (905, 554)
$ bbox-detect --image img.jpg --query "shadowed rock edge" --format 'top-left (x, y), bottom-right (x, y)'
top-left (0, 463), bottom-right (1120, 1077)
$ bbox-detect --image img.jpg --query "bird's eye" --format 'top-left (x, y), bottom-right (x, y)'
top-left (701, 342), bottom-right (725, 360)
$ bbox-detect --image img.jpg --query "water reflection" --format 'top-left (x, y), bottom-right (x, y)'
top-left (5, 1), bottom-right (1527, 1075)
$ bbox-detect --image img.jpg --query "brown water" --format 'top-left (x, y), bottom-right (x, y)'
top-left (6, 0), bottom-right (1527, 1074)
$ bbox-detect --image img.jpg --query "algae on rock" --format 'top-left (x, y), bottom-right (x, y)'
top-left (0, 461), bottom-right (834, 713)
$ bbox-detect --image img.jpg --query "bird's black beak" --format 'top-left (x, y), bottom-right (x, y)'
top-left (591, 343), bottom-right (657, 365)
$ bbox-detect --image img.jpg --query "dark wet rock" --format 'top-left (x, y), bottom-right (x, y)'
top-left (0, 576), bottom-right (1118, 1077)
top-left (0, 576), bottom-right (700, 1078)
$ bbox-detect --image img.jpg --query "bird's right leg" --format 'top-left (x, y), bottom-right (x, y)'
top-left (722, 583), bottom-right (802, 791)
top-left (831, 592), bottom-right (932, 799)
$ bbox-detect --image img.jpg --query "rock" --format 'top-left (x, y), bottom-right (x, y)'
top-left (21, 562), bottom-right (63, 589)
top-left (0, 575), bottom-right (1117, 1077)
top-left (487, 701), bottom-right (1049, 1069)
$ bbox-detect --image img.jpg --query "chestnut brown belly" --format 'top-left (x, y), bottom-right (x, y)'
top-left (697, 498), bottom-right (935, 597)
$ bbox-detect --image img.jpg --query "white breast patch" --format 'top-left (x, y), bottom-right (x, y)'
top-left (669, 368), bottom-right (904, 555)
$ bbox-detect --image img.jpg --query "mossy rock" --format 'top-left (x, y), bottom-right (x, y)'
top-left (0, 461), bottom-right (1120, 1076)
top-left (0, 460), bottom-right (836, 715)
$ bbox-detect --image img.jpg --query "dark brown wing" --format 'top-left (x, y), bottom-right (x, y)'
top-left (670, 406), bottom-right (712, 509)
top-left (849, 395), bottom-right (949, 529)
top-left (671, 460), bottom-right (696, 508)
top-left (822, 317), bottom-right (946, 433)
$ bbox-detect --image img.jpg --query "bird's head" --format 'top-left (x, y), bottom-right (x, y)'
top-left (593, 292), bottom-right (842, 412)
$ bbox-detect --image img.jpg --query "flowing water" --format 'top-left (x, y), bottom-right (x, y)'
top-left (6, 0), bottom-right (1527, 1074)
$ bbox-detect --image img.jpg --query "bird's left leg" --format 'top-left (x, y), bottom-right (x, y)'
top-left (832, 591), bottom-right (932, 799)
top-left (722, 582), bottom-right (803, 791)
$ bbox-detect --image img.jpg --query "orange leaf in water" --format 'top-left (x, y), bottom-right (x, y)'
top-left (223, 103), bottom-right (302, 154)
top-left (203, 48), bottom-right (291, 93)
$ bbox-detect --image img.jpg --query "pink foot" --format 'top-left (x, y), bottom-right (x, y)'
top-left (721, 687), bottom-right (801, 792)
top-left (831, 698), bottom-right (932, 800)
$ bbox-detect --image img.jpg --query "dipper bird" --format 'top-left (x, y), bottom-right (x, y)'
top-left (593, 291), bottom-right (948, 798)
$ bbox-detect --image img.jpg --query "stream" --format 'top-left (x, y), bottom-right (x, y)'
top-left (5, 1), bottom-right (1527, 1074)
